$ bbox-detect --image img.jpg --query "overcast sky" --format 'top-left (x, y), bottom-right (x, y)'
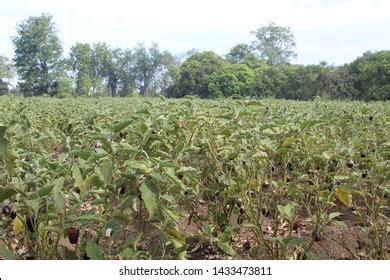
top-left (1, 0), bottom-right (389, 65)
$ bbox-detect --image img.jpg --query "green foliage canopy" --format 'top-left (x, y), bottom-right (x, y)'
top-left (251, 22), bottom-right (297, 66)
top-left (175, 51), bottom-right (227, 98)
top-left (12, 14), bottom-right (63, 96)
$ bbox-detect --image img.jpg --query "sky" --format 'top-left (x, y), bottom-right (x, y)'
top-left (1, 0), bottom-right (390, 65)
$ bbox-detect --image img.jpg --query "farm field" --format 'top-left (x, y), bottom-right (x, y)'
top-left (0, 96), bottom-right (389, 260)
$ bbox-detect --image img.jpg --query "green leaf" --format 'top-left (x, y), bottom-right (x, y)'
top-left (72, 166), bottom-right (83, 186)
top-left (85, 240), bottom-right (104, 260)
top-left (284, 203), bottom-right (296, 220)
top-left (288, 187), bottom-right (305, 201)
top-left (246, 100), bottom-right (263, 107)
top-left (140, 181), bottom-right (159, 219)
top-left (110, 120), bottom-right (132, 133)
top-left (277, 205), bottom-right (285, 216)
top-left (329, 212), bottom-right (342, 220)
top-left (0, 126), bottom-right (9, 157)
top-left (47, 213), bottom-right (60, 220)
top-left (25, 198), bottom-right (40, 213)
top-left (71, 214), bottom-right (106, 223)
top-left (0, 247), bottom-right (17, 260)
top-left (72, 150), bottom-right (92, 160)
top-left (101, 159), bottom-right (113, 184)
top-left (120, 247), bottom-right (136, 260)
top-left (41, 225), bottom-right (60, 233)
top-left (161, 206), bottom-right (180, 223)
top-left (157, 161), bottom-right (180, 169)
top-left (282, 137), bottom-right (295, 147)
top-left (300, 120), bottom-right (323, 131)
top-left (277, 203), bottom-right (296, 220)
top-left (52, 177), bottom-right (65, 209)
top-left (0, 188), bottom-right (18, 203)
top-left (219, 226), bottom-right (235, 243)
top-left (335, 186), bottom-right (352, 207)
top-left (218, 242), bottom-right (237, 256)
top-left (11, 177), bottom-right (24, 192)
top-left (165, 170), bottom-right (186, 190)
top-left (38, 184), bottom-right (54, 197)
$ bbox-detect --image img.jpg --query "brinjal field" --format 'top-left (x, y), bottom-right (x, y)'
top-left (0, 96), bottom-right (389, 260)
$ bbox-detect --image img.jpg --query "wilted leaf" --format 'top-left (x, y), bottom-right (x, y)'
top-left (13, 216), bottom-right (24, 235)
top-left (335, 186), bottom-right (352, 207)
top-left (282, 137), bottom-right (295, 147)
top-left (126, 160), bottom-right (153, 174)
top-left (166, 227), bottom-right (186, 245)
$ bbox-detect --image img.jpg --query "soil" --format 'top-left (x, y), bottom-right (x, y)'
top-left (10, 194), bottom-right (385, 260)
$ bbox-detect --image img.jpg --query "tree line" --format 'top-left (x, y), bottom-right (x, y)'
top-left (0, 14), bottom-right (389, 101)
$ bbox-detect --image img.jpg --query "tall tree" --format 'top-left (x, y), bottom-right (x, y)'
top-left (348, 50), bottom-right (390, 100)
top-left (251, 22), bottom-right (297, 65)
top-left (12, 14), bottom-right (63, 96)
top-left (114, 49), bottom-right (136, 96)
top-left (175, 51), bottom-right (227, 98)
top-left (226, 44), bottom-right (266, 69)
top-left (69, 42), bottom-right (112, 96)
top-left (69, 42), bottom-right (93, 95)
top-left (0, 55), bottom-right (13, 95)
top-left (130, 43), bottom-right (176, 96)
top-left (106, 48), bottom-right (122, 96)
top-left (90, 43), bottom-right (112, 95)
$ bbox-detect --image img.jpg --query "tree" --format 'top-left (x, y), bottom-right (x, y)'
top-left (69, 42), bottom-right (93, 95)
top-left (69, 43), bottom-right (92, 95)
top-left (69, 42), bottom-right (113, 96)
top-left (304, 64), bottom-right (356, 100)
top-left (175, 51), bottom-right (227, 98)
top-left (251, 22), bottom-right (297, 65)
top-left (114, 49), bottom-right (136, 96)
top-left (90, 43), bottom-right (112, 95)
top-left (0, 55), bottom-right (13, 95)
top-left (12, 14), bottom-right (63, 96)
top-left (226, 44), bottom-right (253, 63)
top-left (252, 65), bottom-right (285, 98)
top-left (106, 48), bottom-right (122, 96)
top-left (129, 43), bottom-right (176, 96)
top-left (225, 44), bottom-right (265, 68)
top-left (348, 50), bottom-right (390, 100)
top-left (208, 64), bottom-right (255, 97)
